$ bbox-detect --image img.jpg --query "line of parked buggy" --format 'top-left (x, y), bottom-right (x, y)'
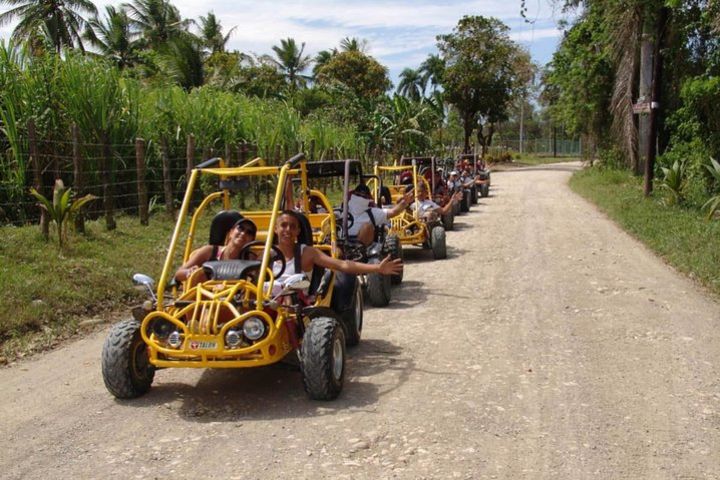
top-left (101, 153), bottom-right (491, 401)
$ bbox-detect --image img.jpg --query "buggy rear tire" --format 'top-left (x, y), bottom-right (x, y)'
top-left (366, 258), bottom-right (391, 307)
top-left (343, 280), bottom-right (363, 347)
top-left (480, 183), bottom-right (489, 197)
top-left (461, 191), bottom-right (470, 212)
top-left (102, 319), bottom-right (155, 399)
top-left (386, 234), bottom-right (403, 285)
top-left (301, 317), bottom-right (345, 400)
top-left (431, 226), bottom-right (447, 259)
top-left (470, 186), bottom-right (478, 204)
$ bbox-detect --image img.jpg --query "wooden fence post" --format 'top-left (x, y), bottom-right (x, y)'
top-left (161, 137), bottom-right (174, 216)
top-left (186, 134), bottom-right (195, 185)
top-left (101, 131), bottom-right (116, 231)
top-left (135, 137), bottom-right (149, 225)
top-left (28, 120), bottom-right (49, 239)
top-left (72, 123), bottom-right (85, 233)
top-left (308, 139), bottom-right (315, 162)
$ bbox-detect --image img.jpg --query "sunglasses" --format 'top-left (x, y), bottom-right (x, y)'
top-left (235, 224), bottom-right (256, 236)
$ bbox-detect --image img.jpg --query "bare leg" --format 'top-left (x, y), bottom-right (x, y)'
top-left (357, 223), bottom-right (375, 246)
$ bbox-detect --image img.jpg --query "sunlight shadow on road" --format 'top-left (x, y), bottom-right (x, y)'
top-left (120, 340), bottom-right (416, 422)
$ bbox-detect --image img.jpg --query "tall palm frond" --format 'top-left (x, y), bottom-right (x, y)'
top-left (123, 0), bottom-right (189, 49)
top-left (339, 37), bottom-right (368, 53)
top-left (419, 53), bottom-right (445, 92)
top-left (198, 11), bottom-right (236, 54)
top-left (270, 37), bottom-right (311, 90)
top-left (397, 67), bottom-right (424, 101)
top-left (84, 6), bottom-right (139, 68)
top-left (0, 0), bottom-right (97, 53)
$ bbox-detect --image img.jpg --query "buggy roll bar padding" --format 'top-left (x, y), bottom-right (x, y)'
top-left (285, 153), bottom-right (306, 167)
top-left (195, 157), bottom-right (223, 169)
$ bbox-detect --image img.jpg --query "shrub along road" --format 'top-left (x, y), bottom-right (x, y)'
top-left (1, 162), bottom-right (719, 479)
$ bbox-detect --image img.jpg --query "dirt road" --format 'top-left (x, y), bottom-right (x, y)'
top-left (2, 162), bottom-right (720, 479)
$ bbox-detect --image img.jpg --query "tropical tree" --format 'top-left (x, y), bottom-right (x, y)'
top-left (270, 37), bottom-right (311, 91)
top-left (397, 67), bottom-right (424, 101)
top-left (0, 0), bottom-right (97, 53)
top-left (84, 6), bottom-right (139, 69)
top-left (316, 50), bottom-right (391, 100)
top-left (157, 34), bottom-right (204, 90)
top-left (339, 37), bottom-right (368, 53)
top-left (437, 15), bottom-right (518, 153)
top-left (419, 53), bottom-right (445, 93)
top-left (312, 48), bottom-right (336, 79)
top-left (123, 0), bottom-right (188, 49)
top-left (198, 11), bottom-right (235, 54)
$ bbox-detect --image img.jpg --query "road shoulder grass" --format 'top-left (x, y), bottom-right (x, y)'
top-left (0, 214), bottom-right (178, 363)
top-left (570, 167), bottom-right (720, 295)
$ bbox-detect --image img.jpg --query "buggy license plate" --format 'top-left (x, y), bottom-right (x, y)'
top-left (189, 340), bottom-right (217, 351)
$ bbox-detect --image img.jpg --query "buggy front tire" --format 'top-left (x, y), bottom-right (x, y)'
top-left (301, 317), bottom-right (346, 400)
top-left (431, 226), bottom-right (447, 259)
top-left (470, 186), bottom-right (478, 204)
top-left (343, 280), bottom-right (363, 347)
top-left (102, 319), bottom-right (155, 399)
top-left (366, 258), bottom-right (391, 307)
top-left (386, 234), bottom-right (403, 285)
top-left (442, 211), bottom-right (454, 231)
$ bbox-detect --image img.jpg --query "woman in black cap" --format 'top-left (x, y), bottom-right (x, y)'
top-left (175, 216), bottom-right (257, 286)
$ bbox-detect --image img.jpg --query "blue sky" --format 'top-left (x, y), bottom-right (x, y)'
top-left (0, 0), bottom-right (573, 85)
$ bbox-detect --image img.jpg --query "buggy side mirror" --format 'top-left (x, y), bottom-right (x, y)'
top-left (132, 273), bottom-right (157, 301)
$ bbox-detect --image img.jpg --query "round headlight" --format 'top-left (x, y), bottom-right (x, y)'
top-left (167, 330), bottom-right (183, 348)
top-left (242, 317), bottom-right (266, 341)
top-left (225, 329), bottom-right (242, 348)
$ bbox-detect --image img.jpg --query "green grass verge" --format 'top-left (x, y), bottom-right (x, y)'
top-left (570, 167), bottom-right (720, 295)
top-left (0, 214), bottom-right (179, 361)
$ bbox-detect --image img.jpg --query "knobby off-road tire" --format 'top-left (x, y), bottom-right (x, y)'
top-left (442, 210), bottom-right (454, 231)
top-left (461, 191), bottom-right (470, 212)
top-left (470, 186), bottom-right (478, 205)
top-left (300, 317), bottom-right (346, 400)
top-left (431, 225), bottom-right (447, 259)
top-left (102, 319), bottom-right (155, 399)
top-left (452, 200), bottom-right (461, 216)
top-left (366, 258), bottom-right (391, 307)
top-left (343, 280), bottom-right (363, 347)
top-left (386, 234), bottom-right (403, 285)
top-left (480, 183), bottom-right (490, 197)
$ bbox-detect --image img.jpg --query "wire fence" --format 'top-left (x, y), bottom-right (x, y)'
top-left (0, 135), bottom-right (583, 228)
top-left (488, 138), bottom-right (582, 157)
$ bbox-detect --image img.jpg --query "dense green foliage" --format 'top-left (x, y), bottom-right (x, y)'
top-left (545, 0), bottom-right (720, 217)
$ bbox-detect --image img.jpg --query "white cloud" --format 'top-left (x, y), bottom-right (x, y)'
top-left (0, 0), bottom-right (565, 77)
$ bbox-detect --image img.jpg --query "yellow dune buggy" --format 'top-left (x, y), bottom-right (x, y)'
top-left (102, 154), bottom-right (359, 401)
top-left (372, 162), bottom-right (447, 260)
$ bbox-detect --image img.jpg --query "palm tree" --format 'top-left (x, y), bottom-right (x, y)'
top-left (339, 37), bottom-right (368, 53)
top-left (271, 37), bottom-right (311, 90)
top-left (0, 0), bottom-right (97, 53)
top-left (419, 54), bottom-right (445, 93)
top-left (158, 33), bottom-right (204, 90)
top-left (123, 0), bottom-right (189, 49)
top-left (198, 11), bottom-right (236, 54)
top-left (84, 6), bottom-right (139, 69)
top-left (397, 67), bottom-right (424, 101)
top-left (312, 48), bottom-right (336, 78)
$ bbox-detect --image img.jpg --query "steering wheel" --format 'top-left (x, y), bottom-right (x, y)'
top-left (334, 208), bottom-right (355, 231)
top-left (237, 241), bottom-right (286, 278)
